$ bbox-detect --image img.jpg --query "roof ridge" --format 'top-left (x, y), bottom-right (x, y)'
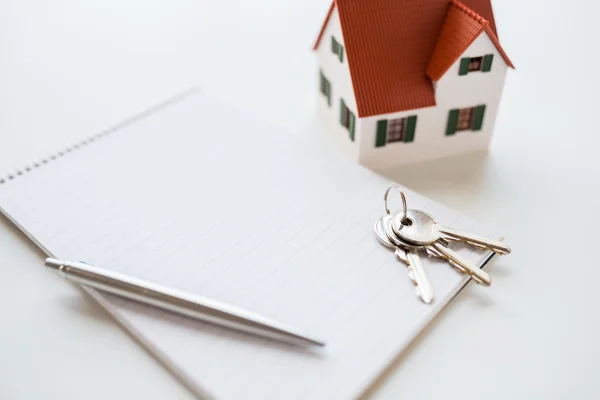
top-left (312, 1), bottom-right (336, 50)
top-left (312, 0), bottom-right (511, 116)
top-left (450, 0), bottom-right (488, 25)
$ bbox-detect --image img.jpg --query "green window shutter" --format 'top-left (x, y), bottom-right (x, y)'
top-left (339, 99), bottom-right (346, 126)
top-left (375, 120), bottom-right (388, 147)
top-left (446, 109), bottom-right (459, 135)
top-left (403, 116), bottom-right (417, 143)
top-left (339, 46), bottom-right (344, 62)
top-left (349, 112), bottom-right (356, 141)
top-left (319, 72), bottom-right (332, 106)
top-left (482, 54), bottom-right (494, 72)
top-left (459, 57), bottom-right (470, 75)
top-left (319, 70), bottom-right (324, 94)
top-left (331, 36), bottom-right (336, 53)
top-left (472, 105), bottom-right (486, 131)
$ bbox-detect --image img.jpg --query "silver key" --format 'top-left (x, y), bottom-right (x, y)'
top-left (386, 212), bottom-right (492, 286)
top-left (382, 217), bottom-right (489, 284)
top-left (392, 209), bottom-right (511, 255)
top-left (374, 215), bottom-right (434, 304)
top-left (424, 241), bottom-right (491, 286)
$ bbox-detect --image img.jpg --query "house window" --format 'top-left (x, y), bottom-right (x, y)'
top-left (459, 54), bottom-right (494, 75)
top-left (387, 118), bottom-right (407, 143)
top-left (375, 116), bottom-right (418, 147)
top-left (457, 107), bottom-right (475, 131)
top-left (339, 99), bottom-right (355, 141)
top-left (469, 56), bottom-right (483, 72)
top-left (446, 105), bottom-right (486, 135)
top-left (331, 36), bottom-right (344, 62)
top-left (319, 70), bottom-right (332, 106)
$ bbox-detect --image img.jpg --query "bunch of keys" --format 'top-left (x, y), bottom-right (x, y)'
top-left (374, 185), bottom-right (511, 304)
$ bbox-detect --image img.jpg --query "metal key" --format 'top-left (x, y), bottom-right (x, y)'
top-left (374, 215), bottom-right (434, 304)
top-left (385, 213), bottom-right (492, 286)
top-left (392, 209), bottom-right (511, 255)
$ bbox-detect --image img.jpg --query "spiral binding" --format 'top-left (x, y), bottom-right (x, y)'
top-left (0, 88), bottom-right (198, 186)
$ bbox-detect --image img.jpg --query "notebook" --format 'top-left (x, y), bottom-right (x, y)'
top-left (0, 90), bottom-right (498, 400)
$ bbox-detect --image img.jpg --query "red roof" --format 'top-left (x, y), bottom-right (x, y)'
top-left (313, 0), bottom-right (513, 118)
top-left (427, 0), bottom-right (514, 81)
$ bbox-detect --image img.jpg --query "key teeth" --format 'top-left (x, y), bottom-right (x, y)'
top-left (425, 248), bottom-right (439, 258)
top-left (443, 237), bottom-right (510, 255)
top-left (430, 251), bottom-right (444, 259)
top-left (448, 259), bottom-right (489, 285)
top-left (408, 270), bottom-right (416, 283)
top-left (465, 241), bottom-right (497, 252)
top-left (448, 260), bottom-right (463, 271)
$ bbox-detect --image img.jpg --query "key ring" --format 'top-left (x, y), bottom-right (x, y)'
top-left (383, 185), bottom-right (408, 224)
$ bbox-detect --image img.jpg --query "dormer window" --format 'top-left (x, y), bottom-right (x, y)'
top-left (459, 54), bottom-right (494, 75)
top-left (331, 36), bottom-right (344, 62)
top-left (469, 57), bottom-right (483, 71)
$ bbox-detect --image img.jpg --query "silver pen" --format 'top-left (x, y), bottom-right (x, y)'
top-left (45, 258), bottom-right (325, 347)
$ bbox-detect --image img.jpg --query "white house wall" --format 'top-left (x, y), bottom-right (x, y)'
top-left (357, 32), bottom-right (509, 169)
top-left (316, 6), bottom-right (360, 161)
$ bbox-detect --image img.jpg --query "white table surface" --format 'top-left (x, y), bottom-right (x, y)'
top-left (1, 0), bottom-right (598, 398)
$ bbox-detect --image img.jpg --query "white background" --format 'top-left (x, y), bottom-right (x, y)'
top-left (0, 0), bottom-right (598, 398)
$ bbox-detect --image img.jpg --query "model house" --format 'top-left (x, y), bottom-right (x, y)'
top-left (314, 0), bottom-right (514, 168)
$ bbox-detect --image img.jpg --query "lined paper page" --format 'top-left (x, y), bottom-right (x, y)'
top-left (0, 93), bottom-right (498, 400)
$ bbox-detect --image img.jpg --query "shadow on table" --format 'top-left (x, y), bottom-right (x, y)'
top-left (374, 151), bottom-right (493, 198)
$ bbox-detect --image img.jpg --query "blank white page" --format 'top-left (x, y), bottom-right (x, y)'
top-left (0, 92), bottom-right (498, 400)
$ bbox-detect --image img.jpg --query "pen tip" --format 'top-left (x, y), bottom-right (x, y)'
top-left (294, 335), bottom-right (326, 347)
